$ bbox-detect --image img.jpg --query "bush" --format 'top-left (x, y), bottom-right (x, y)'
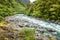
top-left (18, 28), bottom-right (35, 40)
top-left (26, 0), bottom-right (60, 21)
top-left (0, 0), bottom-right (25, 22)
top-left (0, 16), bottom-right (4, 22)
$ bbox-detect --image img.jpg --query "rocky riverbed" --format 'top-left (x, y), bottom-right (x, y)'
top-left (5, 14), bottom-right (60, 40)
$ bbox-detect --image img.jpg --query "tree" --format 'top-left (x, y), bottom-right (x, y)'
top-left (27, 0), bottom-right (60, 21)
top-left (0, 0), bottom-right (25, 21)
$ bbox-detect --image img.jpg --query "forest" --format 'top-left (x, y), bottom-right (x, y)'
top-left (0, 0), bottom-right (25, 21)
top-left (0, 0), bottom-right (60, 22)
top-left (25, 0), bottom-right (60, 22)
top-left (0, 0), bottom-right (60, 40)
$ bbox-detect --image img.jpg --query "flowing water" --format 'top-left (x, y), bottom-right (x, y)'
top-left (5, 14), bottom-right (60, 40)
top-left (6, 14), bottom-right (60, 33)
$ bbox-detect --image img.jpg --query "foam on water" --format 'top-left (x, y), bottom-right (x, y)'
top-left (7, 14), bottom-right (60, 33)
top-left (15, 14), bottom-right (60, 32)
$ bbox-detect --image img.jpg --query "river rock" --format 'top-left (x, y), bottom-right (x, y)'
top-left (5, 14), bottom-right (60, 40)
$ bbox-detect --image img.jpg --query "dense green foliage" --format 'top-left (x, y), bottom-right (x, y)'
top-left (19, 28), bottom-right (35, 40)
top-left (26, 0), bottom-right (60, 21)
top-left (0, 0), bottom-right (25, 21)
top-left (0, 0), bottom-right (60, 22)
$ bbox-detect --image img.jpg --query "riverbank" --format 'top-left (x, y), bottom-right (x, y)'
top-left (0, 20), bottom-right (57, 40)
top-left (4, 14), bottom-right (60, 40)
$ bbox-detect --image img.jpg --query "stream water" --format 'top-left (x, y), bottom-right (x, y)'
top-left (5, 14), bottom-right (60, 40)
top-left (6, 14), bottom-right (60, 33)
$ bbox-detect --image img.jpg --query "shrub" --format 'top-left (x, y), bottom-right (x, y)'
top-left (18, 28), bottom-right (35, 40)
top-left (26, 0), bottom-right (60, 21)
top-left (0, 0), bottom-right (25, 22)
top-left (0, 16), bottom-right (4, 22)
